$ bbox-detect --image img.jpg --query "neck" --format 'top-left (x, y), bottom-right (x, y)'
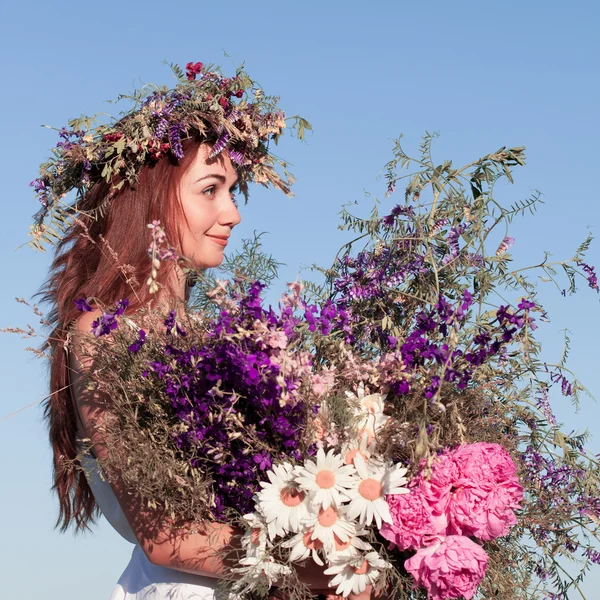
top-left (155, 264), bottom-right (189, 311)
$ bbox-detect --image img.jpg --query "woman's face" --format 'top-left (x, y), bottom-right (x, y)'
top-left (179, 144), bottom-right (242, 269)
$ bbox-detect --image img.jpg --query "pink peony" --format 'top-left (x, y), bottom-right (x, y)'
top-left (405, 535), bottom-right (488, 600)
top-left (450, 442), bottom-right (518, 484)
top-left (448, 479), bottom-right (522, 540)
top-left (381, 479), bottom-right (448, 550)
top-left (420, 452), bottom-right (460, 513)
top-left (445, 443), bottom-right (523, 540)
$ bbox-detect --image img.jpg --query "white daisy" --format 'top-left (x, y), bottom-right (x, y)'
top-left (256, 462), bottom-right (311, 539)
top-left (302, 505), bottom-right (357, 552)
top-left (282, 527), bottom-right (325, 566)
top-left (294, 448), bottom-right (356, 509)
top-left (341, 435), bottom-right (374, 467)
top-left (346, 454), bottom-right (409, 528)
top-left (345, 383), bottom-right (385, 414)
top-left (324, 525), bottom-right (373, 561)
top-left (240, 512), bottom-right (268, 557)
top-left (231, 555), bottom-right (291, 590)
top-left (345, 384), bottom-right (390, 443)
top-left (324, 551), bottom-right (390, 597)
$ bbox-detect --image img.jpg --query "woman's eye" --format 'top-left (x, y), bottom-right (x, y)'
top-left (202, 186), bottom-right (216, 197)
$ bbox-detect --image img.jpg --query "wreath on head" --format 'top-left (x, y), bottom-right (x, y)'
top-left (29, 60), bottom-right (311, 249)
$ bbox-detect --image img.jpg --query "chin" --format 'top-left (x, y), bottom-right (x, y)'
top-left (193, 252), bottom-right (225, 270)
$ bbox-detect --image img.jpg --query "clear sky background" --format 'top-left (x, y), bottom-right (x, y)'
top-left (1, 0), bottom-right (599, 598)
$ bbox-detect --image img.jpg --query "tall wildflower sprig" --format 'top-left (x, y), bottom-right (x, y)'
top-left (306, 133), bottom-right (599, 599)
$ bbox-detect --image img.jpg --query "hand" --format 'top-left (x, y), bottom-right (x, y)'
top-left (268, 586), bottom-right (373, 600)
top-left (316, 584), bottom-right (374, 600)
top-left (347, 586), bottom-right (373, 600)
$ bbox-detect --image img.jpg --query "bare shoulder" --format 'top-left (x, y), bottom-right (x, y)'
top-left (69, 309), bottom-right (103, 369)
top-left (68, 308), bottom-right (111, 455)
top-left (72, 309), bottom-right (102, 337)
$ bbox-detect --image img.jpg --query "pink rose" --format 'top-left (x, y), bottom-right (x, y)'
top-left (381, 479), bottom-right (448, 550)
top-left (405, 535), bottom-right (488, 600)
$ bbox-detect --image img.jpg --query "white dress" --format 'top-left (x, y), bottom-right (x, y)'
top-left (80, 454), bottom-right (218, 600)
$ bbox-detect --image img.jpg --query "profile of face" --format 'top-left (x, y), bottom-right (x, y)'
top-left (178, 144), bottom-right (242, 269)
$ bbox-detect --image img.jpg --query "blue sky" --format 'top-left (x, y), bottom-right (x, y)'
top-left (1, 0), bottom-right (599, 598)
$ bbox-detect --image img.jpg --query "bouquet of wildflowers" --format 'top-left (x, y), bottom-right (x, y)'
top-left (72, 137), bottom-right (600, 600)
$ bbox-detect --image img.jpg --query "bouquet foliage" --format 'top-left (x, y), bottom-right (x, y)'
top-left (70, 136), bottom-right (600, 600)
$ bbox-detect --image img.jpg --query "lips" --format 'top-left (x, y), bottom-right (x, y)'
top-left (206, 235), bottom-right (229, 247)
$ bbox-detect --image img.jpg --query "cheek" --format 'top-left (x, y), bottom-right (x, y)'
top-left (180, 201), bottom-right (218, 260)
top-left (183, 198), bottom-right (216, 232)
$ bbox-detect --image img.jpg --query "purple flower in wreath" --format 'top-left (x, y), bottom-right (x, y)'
top-left (210, 132), bottom-right (230, 158)
top-left (253, 451), bottom-right (272, 471)
top-left (228, 149), bottom-right (246, 165)
top-left (169, 123), bottom-right (185, 160)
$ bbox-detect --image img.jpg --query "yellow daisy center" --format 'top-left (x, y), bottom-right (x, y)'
top-left (303, 530), bottom-right (323, 550)
top-left (358, 478), bottom-right (383, 501)
top-left (315, 469), bottom-right (336, 489)
top-left (280, 486), bottom-right (305, 507)
top-left (354, 560), bottom-right (369, 575)
top-left (344, 448), bottom-right (367, 466)
top-left (317, 507), bottom-right (338, 527)
top-left (333, 533), bottom-right (351, 551)
top-left (250, 528), bottom-right (262, 547)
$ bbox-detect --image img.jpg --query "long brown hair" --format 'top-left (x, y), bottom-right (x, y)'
top-left (39, 140), bottom-right (202, 531)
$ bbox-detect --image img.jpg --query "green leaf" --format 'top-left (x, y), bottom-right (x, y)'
top-left (114, 139), bottom-right (126, 154)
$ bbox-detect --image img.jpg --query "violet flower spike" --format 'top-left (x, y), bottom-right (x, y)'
top-left (74, 298), bottom-right (93, 312)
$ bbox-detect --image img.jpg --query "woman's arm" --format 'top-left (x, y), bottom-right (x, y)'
top-left (70, 310), bottom-right (242, 575)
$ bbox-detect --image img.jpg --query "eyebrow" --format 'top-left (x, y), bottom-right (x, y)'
top-left (194, 174), bottom-right (239, 187)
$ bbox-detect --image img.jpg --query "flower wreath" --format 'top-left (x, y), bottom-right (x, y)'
top-left (29, 60), bottom-right (311, 249)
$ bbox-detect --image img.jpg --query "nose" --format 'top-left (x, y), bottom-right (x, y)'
top-left (219, 195), bottom-right (242, 228)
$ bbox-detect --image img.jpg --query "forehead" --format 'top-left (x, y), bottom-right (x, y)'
top-left (187, 143), bottom-right (237, 179)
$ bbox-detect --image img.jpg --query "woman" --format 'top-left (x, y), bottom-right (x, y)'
top-left (33, 61), bottom-right (366, 600)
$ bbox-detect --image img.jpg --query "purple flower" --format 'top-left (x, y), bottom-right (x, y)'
top-left (168, 123), bottom-right (185, 160)
top-left (91, 313), bottom-right (118, 337)
top-left (253, 451), bottom-right (272, 470)
top-left (496, 236), bottom-right (515, 256)
top-left (228, 149), bottom-right (246, 165)
top-left (518, 298), bottom-right (536, 310)
top-left (577, 261), bottom-right (599, 292)
top-left (382, 214), bottom-right (395, 228)
top-left (441, 224), bottom-right (467, 265)
top-left (429, 218), bottom-right (449, 236)
top-left (128, 329), bottom-right (147, 353)
top-left (30, 178), bottom-right (47, 193)
top-left (74, 298), bottom-right (93, 312)
top-left (154, 117), bottom-right (169, 139)
top-left (114, 299), bottom-right (129, 316)
top-left (164, 310), bottom-right (187, 337)
top-left (584, 548), bottom-right (600, 565)
top-left (210, 132), bottom-right (230, 158)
